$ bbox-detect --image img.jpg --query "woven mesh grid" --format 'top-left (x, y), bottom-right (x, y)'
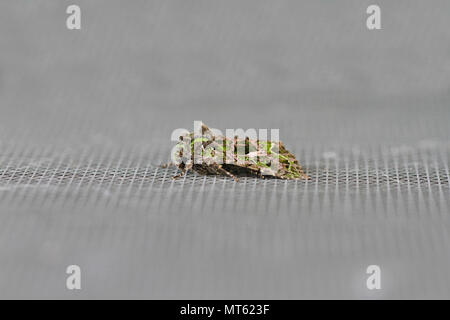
top-left (1, 153), bottom-right (449, 191)
top-left (1, 132), bottom-right (450, 299)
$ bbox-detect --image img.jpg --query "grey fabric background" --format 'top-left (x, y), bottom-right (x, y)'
top-left (0, 0), bottom-right (449, 299)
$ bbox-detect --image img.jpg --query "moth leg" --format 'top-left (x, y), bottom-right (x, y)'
top-left (215, 165), bottom-right (239, 182)
top-left (172, 163), bottom-right (193, 180)
top-left (172, 172), bottom-right (185, 180)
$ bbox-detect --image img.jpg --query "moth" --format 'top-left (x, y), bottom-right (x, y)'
top-left (165, 123), bottom-right (309, 181)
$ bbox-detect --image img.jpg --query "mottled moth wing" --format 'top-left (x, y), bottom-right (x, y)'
top-left (170, 124), bottom-right (309, 180)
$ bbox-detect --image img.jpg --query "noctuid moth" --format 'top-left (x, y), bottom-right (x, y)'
top-left (165, 123), bottom-right (309, 181)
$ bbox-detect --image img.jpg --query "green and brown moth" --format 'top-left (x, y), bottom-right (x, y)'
top-left (165, 123), bottom-right (309, 181)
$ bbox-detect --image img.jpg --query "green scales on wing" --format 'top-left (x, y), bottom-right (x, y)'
top-left (169, 124), bottom-right (309, 181)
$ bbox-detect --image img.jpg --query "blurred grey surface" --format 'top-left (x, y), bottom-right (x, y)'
top-left (0, 0), bottom-right (450, 299)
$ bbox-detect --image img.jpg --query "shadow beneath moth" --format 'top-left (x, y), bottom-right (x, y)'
top-left (164, 123), bottom-right (309, 181)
